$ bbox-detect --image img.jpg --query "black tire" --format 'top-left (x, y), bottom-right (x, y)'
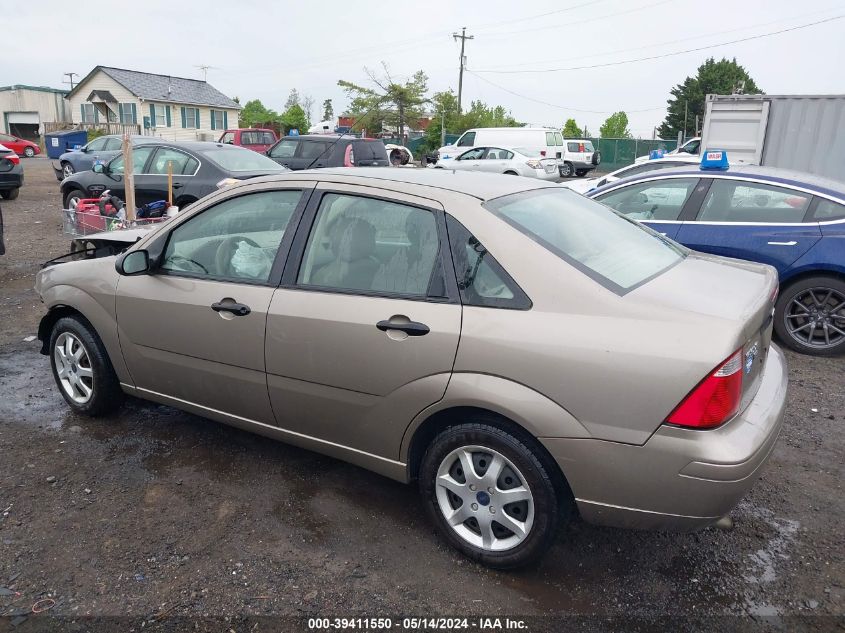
top-left (773, 276), bottom-right (845, 356)
top-left (48, 316), bottom-right (124, 416)
top-left (592, 150), bottom-right (602, 166)
top-left (503, 170), bottom-right (519, 176)
top-left (575, 170), bottom-right (588, 177)
top-left (419, 420), bottom-right (571, 569)
top-left (64, 188), bottom-right (85, 210)
top-left (24, 147), bottom-right (35, 158)
top-left (0, 188), bottom-right (19, 200)
top-left (559, 162), bottom-right (574, 178)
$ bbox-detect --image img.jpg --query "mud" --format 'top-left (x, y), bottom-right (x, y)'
top-left (0, 161), bottom-right (842, 628)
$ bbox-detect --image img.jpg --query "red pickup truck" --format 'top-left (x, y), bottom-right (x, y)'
top-left (218, 129), bottom-right (278, 154)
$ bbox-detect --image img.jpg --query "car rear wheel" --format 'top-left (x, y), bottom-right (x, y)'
top-left (62, 162), bottom-right (75, 178)
top-left (64, 189), bottom-right (85, 210)
top-left (0, 188), bottom-right (19, 200)
top-left (49, 316), bottom-right (123, 416)
top-left (575, 170), bottom-right (588, 177)
top-left (24, 147), bottom-right (35, 158)
top-left (774, 276), bottom-right (845, 356)
top-left (420, 421), bottom-right (568, 569)
top-left (559, 162), bottom-right (574, 178)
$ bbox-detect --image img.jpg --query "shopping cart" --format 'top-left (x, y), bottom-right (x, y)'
top-left (62, 202), bottom-right (169, 238)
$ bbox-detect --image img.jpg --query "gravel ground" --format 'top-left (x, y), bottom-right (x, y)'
top-left (0, 160), bottom-right (843, 632)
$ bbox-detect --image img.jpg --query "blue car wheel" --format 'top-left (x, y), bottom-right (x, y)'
top-left (774, 275), bottom-right (845, 356)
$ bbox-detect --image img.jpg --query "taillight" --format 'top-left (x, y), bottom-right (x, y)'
top-left (3, 153), bottom-right (20, 165)
top-left (343, 145), bottom-right (354, 167)
top-left (579, 143), bottom-right (585, 152)
top-left (666, 350), bottom-right (743, 429)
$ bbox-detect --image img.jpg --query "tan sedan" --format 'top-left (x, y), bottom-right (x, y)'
top-left (36, 168), bottom-right (788, 568)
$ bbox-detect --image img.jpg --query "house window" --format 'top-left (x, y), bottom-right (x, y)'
top-left (210, 110), bottom-right (227, 130)
top-left (107, 108), bottom-right (118, 123)
top-left (184, 107), bottom-right (198, 129)
top-left (81, 103), bottom-right (96, 123)
top-left (151, 105), bottom-right (168, 127)
top-left (119, 103), bottom-right (137, 125)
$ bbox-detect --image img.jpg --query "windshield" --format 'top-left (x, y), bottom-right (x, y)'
top-left (484, 188), bottom-right (685, 292)
top-left (200, 147), bottom-right (287, 172)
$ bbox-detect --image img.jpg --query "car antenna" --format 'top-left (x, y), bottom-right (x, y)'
top-left (303, 97), bottom-right (387, 170)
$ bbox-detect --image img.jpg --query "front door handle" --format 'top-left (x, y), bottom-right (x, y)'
top-left (172, 182), bottom-right (184, 189)
top-left (211, 301), bottom-right (251, 316)
top-left (376, 319), bottom-right (430, 336)
top-left (767, 241), bottom-right (797, 246)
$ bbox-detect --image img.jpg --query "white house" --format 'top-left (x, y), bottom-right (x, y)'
top-left (65, 66), bottom-right (240, 141)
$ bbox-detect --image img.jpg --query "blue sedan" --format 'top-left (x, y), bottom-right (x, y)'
top-left (57, 134), bottom-right (155, 180)
top-left (589, 164), bottom-right (845, 356)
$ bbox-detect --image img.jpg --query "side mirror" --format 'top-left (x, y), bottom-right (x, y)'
top-left (116, 250), bottom-right (150, 276)
top-left (93, 163), bottom-right (105, 174)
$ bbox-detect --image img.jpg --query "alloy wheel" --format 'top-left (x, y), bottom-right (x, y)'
top-left (435, 445), bottom-right (534, 552)
top-left (63, 164), bottom-right (75, 178)
top-left (784, 286), bottom-right (845, 349)
top-left (54, 332), bottom-right (94, 404)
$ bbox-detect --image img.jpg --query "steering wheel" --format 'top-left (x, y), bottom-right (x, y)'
top-left (214, 235), bottom-right (262, 278)
top-left (165, 254), bottom-right (208, 274)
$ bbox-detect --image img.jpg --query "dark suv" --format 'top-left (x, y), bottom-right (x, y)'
top-left (266, 135), bottom-right (389, 170)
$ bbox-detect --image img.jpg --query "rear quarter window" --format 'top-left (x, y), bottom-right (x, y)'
top-left (352, 141), bottom-right (388, 162)
top-left (813, 197), bottom-right (845, 221)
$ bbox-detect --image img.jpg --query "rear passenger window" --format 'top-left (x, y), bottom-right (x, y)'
top-left (698, 180), bottom-right (811, 223)
top-left (812, 198), bottom-right (845, 221)
top-left (298, 194), bottom-right (443, 296)
top-left (596, 178), bottom-right (698, 221)
top-left (269, 139), bottom-right (298, 158)
top-left (567, 142), bottom-right (580, 152)
top-left (446, 216), bottom-right (530, 310)
top-left (298, 141), bottom-right (332, 160)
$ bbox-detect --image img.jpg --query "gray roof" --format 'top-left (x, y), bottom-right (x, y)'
top-left (68, 66), bottom-right (240, 109)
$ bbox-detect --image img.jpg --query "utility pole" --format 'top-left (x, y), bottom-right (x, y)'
top-left (683, 100), bottom-right (688, 142)
top-left (452, 27), bottom-right (474, 115)
top-left (63, 72), bottom-right (79, 90)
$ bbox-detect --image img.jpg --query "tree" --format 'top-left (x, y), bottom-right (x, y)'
top-left (284, 89), bottom-right (301, 110)
top-left (600, 111), bottom-right (631, 138)
top-left (239, 99), bottom-right (278, 128)
top-left (301, 94), bottom-right (315, 127)
top-left (562, 118), bottom-right (582, 138)
top-left (279, 104), bottom-right (308, 134)
top-left (338, 64), bottom-right (429, 138)
top-left (658, 57), bottom-right (762, 139)
top-left (322, 99), bottom-right (334, 121)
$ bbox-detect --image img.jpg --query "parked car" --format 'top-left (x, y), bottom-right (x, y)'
top-left (563, 154), bottom-right (702, 194)
top-left (434, 127), bottom-right (566, 164)
top-left (434, 146), bottom-right (558, 180)
top-left (58, 135), bottom-right (156, 180)
top-left (218, 128), bottom-right (279, 154)
top-left (384, 143), bottom-right (413, 166)
top-left (266, 135), bottom-right (389, 170)
top-left (635, 136), bottom-right (701, 164)
top-left (60, 141), bottom-right (287, 211)
top-left (558, 139), bottom-right (600, 178)
top-left (0, 144), bottom-right (23, 200)
top-left (36, 168), bottom-right (787, 568)
top-left (0, 133), bottom-right (40, 158)
top-left (589, 161), bottom-right (845, 356)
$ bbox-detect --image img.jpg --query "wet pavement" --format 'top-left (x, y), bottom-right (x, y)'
top-left (0, 161), bottom-right (843, 631)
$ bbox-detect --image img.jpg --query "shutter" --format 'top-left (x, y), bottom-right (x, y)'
top-left (93, 106), bottom-right (99, 123)
top-left (210, 110), bottom-right (216, 131)
top-left (80, 104), bottom-right (85, 122)
top-left (195, 109), bottom-right (200, 129)
top-left (223, 111), bottom-right (228, 130)
top-left (181, 107), bottom-right (187, 128)
top-left (150, 103), bottom-right (156, 127)
top-left (118, 103), bottom-right (124, 123)
top-left (131, 103), bottom-right (137, 125)
top-left (165, 105), bottom-right (171, 127)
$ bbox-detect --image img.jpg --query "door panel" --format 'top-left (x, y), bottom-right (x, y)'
top-left (117, 276), bottom-right (277, 422)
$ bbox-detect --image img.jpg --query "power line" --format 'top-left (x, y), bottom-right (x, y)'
top-left (474, 14), bottom-right (845, 73)
top-left (466, 70), bottom-right (665, 114)
top-left (470, 0), bottom-right (609, 31)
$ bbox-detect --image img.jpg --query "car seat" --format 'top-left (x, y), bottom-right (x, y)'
top-left (311, 217), bottom-right (379, 290)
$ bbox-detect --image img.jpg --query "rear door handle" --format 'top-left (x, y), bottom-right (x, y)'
top-left (376, 320), bottom-right (430, 336)
top-left (767, 241), bottom-right (797, 246)
top-left (211, 302), bottom-right (251, 316)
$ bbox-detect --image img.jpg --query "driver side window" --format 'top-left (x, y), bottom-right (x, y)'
top-left (459, 148), bottom-right (485, 161)
top-left (161, 190), bottom-right (302, 283)
top-left (596, 178), bottom-right (698, 221)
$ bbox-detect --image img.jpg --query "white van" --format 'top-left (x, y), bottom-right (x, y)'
top-left (435, 128), bottom-right (599, 177)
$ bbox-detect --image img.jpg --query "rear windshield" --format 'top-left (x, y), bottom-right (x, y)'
top-left (352, 140), bottom-right (388, 162)
top-left (200, 147), bottom-right (287, 172)
top-left (484, 188), bottom-right (685, 293)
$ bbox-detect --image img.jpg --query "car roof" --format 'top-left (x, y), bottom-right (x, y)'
top-left (591, 164), bottom-right (845, 200)
top-left (279, 135), bottom-right (382, 142)
top-left (245, 167), bottom-right (558, 201)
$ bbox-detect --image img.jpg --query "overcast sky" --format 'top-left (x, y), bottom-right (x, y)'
top-left (6, 0), bottom-right (844, 137)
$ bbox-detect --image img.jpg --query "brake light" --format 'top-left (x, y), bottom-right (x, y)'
top-left (579, 143), bottom-right (585, 152)
top-left (2, 153), bottom-right (20, 166)
top-left (343, 144), bottom-right (354, 167)
top-left (666, 350), bottom-right (743, 429)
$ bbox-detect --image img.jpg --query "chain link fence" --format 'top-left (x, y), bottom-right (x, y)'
top-left (589, 138), bottom-right (678, 173)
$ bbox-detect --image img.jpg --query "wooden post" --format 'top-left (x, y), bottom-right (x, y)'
top-left (122, 133), bottom-right (136, 221)
top-left (167, 161), bottom-right (173, 207)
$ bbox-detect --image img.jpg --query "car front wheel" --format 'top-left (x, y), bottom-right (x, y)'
top-left (24, 147), bottom-right (35, 158)
top-left (49, 316), bottom-right (123, 416)
top-left (64, 188), bottom-right (85, 210)
top-left (774, 276), bottom-right (845, 356)
top-left (420, 421), bottom-right (568, 569)
top-left (0, 188), bottom-right (18, 200)
top-left (62, 162), bottom-right (75, 178)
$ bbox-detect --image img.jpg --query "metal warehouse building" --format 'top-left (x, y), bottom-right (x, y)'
top-left (0, 85), bottom-right (71, 141)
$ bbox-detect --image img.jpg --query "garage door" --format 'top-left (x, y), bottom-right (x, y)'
top-left (7, 112), bottom-right (40, 125)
